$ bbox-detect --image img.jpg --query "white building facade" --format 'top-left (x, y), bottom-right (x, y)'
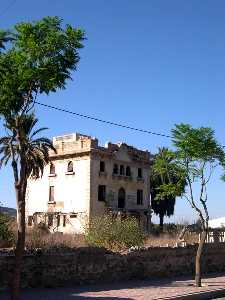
top-left (26, 133), bottom-right (153, 234)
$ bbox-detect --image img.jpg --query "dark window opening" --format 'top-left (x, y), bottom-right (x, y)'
top-left (126, 166), bottom-right (131, 176)
top-left (100, 161), bottom-right (105, 172)
top-left (28, 216), bottom-right (33, 226)
top-left (67, 161), bottom-right (73, 172)
top-left (70, 214), bottom-right (77, 218)
top-left (138, 168), bottom-right (142, 178)
top-left (49, 186), bottom-right (54, 202)
top-left (98, 185), bottom-right (106, 201)
top-left (63, 215), bottom-right (66, 227)
top-left (137, 189), bottom-right (143, 205)
top-left (120, 165), bottom-right (124, 176)
top-left (48, 214), bottom-right (53, 227)
top-left (118, 187), bottom-right (126, 209)
top-left (50, 163), bottom-right (55, 175)
top-left (57, 215), bottom-right (60, 227)
top-left (113, 164), bottom-right (118, 174)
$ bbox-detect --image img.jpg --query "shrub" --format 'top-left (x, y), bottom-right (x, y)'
top-left (85, 215), bottom-right (145, 251)
top-left (26, 223), bottom-right (49, 249)
top-left (0, 213), bottom-right (15, 247)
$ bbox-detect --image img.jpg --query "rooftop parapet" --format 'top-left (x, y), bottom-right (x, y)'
top-left (51, 133), bottom-right (98, 155)
top-left (49, 132), bottom-right (152, 163)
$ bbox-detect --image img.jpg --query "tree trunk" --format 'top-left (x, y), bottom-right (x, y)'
top-left (11, 185), bottom-right (26, 300)
top-left (159, 214), bottom-right (164, 232)
top-left (195, 230), bottom-right (207, 287)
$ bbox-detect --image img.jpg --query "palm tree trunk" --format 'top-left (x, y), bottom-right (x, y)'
top-left (11, 170), bottom-right (27, 300)
top-left (159, 214), bottom-right (164, 232)
top-left (195, 230), bottom-right (207, 287)
top-left (11, 185), bottom-right (26, 300)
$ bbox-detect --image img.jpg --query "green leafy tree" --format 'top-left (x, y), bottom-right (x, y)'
top-left (171, 124), bottom-right (225, 287)
top-left (0, 17), bottom-right (84, 300)
top-left (150, 147), bottom-right (186, 231)
top-left (0, 212), bottom-right (14, 244)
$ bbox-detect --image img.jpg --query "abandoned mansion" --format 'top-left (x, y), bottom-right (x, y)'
top-left (26, 133), bottom-right (153, 233)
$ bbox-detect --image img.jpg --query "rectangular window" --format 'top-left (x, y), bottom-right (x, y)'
top-left (70, 214), bottom-right (77, 218)
top-left (48, 214), bottom-right (53, 227)
top-left (63, 215), bottom-right (66, 227)
top-left (138, 168), bottom-right (142, 178)
top-left (57, 215), bottom-right (60, 227)
top-left (137, 189), bottom-right (143, 205)
top-left (100, 161), bottom-right (105, 172)
top-left (98, 185), bottom-right (106, 201)
top-left (49, 186), bottom-right (54, 202)
top-left (28, 216), bottom-right (33, 226)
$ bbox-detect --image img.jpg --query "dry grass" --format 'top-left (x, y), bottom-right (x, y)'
top-left (144, 232), bottom-right (198, 247)
top-left (25, 227), bottom-right (86, 249)
top-left (145, 234), bottom-right (178, 247)
top-left (0, 220), bottom-right (199, 251)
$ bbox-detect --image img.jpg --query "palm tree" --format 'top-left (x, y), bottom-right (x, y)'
top-left (150, 147), bottom-right (186, 231)
top-left (0, 113), bottom-right (55, 300)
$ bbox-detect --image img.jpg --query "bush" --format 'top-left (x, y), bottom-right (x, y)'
top-left (0, 213), bottom-right (15, 247)
top-left (26, 223), bottom-right (49, 249)
top-left (85, 215), bottom-right (145, 251)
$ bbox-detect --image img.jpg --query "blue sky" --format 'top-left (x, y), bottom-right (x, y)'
top-left (0, 0), bottom-right (225, 223)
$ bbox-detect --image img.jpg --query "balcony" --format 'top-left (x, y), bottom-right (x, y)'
top-left (112, 173), bottom-right (132, 181)
top-left (137, 177), bottom-right (144, 183)
top-left (99, 171), bottom-right (107, 178)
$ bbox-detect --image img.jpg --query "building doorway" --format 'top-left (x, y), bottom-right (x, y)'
top-left (118, 188), bottom-right (126, 209)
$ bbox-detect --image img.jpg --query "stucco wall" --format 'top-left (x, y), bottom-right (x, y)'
top-left (90, 153), bottom-right (151, 217)
top-left (1, 244), bottom-right (225, 289)
top-left (26, 156), bottom-right (91, 233)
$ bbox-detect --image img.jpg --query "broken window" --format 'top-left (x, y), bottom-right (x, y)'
top-left (63, 215), bottom-right (66, 227)
top-left (49, 186), bottom-right (55, 202)
top-left (28, 216), bottom-right (33, 226)
top-left (120, 165), bottom-right (124, 175)
top-left (98, 185), bottom-right (106, 201)
top-left (126, 166), bottom-right (131, 176)
top-left (100, 161), bottom-right (105, 172)
top-left (48, 214), bottom-right (53, 227)
top-left (50, 163), bottom-right (55, 175)
top-left (57, 215), bottom-right (60, 227)
top-left (137, 189), bottom-right (143, 205)
top-left (113, 164), bottom-right (118, 174)
top-left (138, 168), bottom-right (142, 178)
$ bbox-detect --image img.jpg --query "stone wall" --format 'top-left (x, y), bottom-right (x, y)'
top-left (1, 244), bottom-right (225, 290)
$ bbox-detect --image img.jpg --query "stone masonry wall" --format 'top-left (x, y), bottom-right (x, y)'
top-left (1, 244), bottom-right (225, 290)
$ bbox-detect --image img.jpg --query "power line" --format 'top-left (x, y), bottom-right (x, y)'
top-left (34, 101), bottom-right (171, 138)
top-left (34, 101), bottom-right (225, 148)
top-left (0, 0), bottom-right (17, 17)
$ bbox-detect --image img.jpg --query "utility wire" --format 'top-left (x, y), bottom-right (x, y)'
top-left (34, 101), bottom-right (171, 138)
top-left (34, 101), bottom-right (225, 148)
top-left (0, 0), bottom-right (17, 17)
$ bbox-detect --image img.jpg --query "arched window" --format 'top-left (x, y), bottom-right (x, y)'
top-left (113, 164), bottom-right (118, 174)
top-left (120, 165), bottom-right (124, 176)
top-left (67, 161), bottom-right (73, 173)
top-left (126, 166), bottom-right (131, 177)
top-left (50, 163), bottom-right (55, 175)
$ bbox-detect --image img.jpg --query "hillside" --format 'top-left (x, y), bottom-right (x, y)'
top-left (0, 206), bottom-right (16, 217)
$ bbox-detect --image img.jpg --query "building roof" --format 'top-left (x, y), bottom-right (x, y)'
top-left (50, 132), bottom-right (153, 164)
